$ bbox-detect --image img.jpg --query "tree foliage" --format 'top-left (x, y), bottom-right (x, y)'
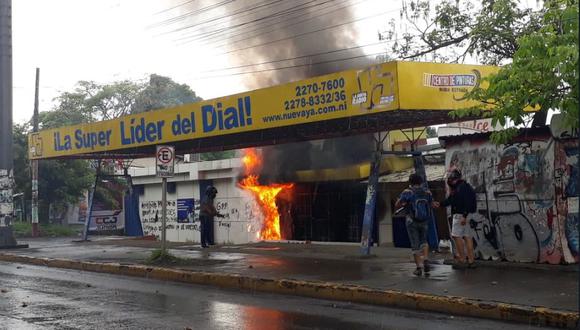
top-left (382, 0), bottom-right (542, 64)
top-left (47, 80), bottom-right (142, 123)
top-left (132, 74), bottom-right (202, 113)
top-left (384, 0), bottom-right (578, 142)
top-left (425, 126), bottom-right (438, 138)
top-left (12, 124), bottom-right (32, 200)
top-left (13, 74), bottom-right (206, 222)
top-left (454, 0), bottom-right (579, 142)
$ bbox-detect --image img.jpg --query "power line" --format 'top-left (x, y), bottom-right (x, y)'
top-left (196, 51), bottom-right (389, 79)
top-left (167, 0), bottom-right (301, 39)
top-left (176, 0), bottom-right (336, 44)
top-left (160, 0), bottom-right (290, 35)
top-left (197, 0), bottom-right (362, 49)
top-left (199, 40), bottom-right (390, 73)
top-left (172, 0), bottom-right (327, 40)
top-left (148, 0), bottom-right (236, 29)
top-left (196, 8), bottom-right (399, 54)
top-left (153, 0), bottom-right (197, 15)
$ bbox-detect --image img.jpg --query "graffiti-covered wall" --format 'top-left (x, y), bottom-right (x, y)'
top-left (0, 169), bottom-right (13, 226)
top-left (445, 127), bottom-right (579, 264)
top-left (138, 179), bottom-right (262, 245)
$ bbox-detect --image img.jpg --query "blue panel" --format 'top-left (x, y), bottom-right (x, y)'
top-left (360, 157), bottom-right (380, 255)
top-left (124, 190), bottom-right (143, 237)
top-left (177, 198), bottom-right (195, 223)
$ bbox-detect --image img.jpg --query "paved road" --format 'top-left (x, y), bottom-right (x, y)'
top-left (0, 262), bottom-right (556, 330)
top-left (11, 237), bottom-right (577, 312)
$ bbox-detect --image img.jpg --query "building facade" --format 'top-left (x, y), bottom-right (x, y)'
top-left (129, 158), bottom-right (263, 245)
top-left (441, 125), bottom-right (579, 264)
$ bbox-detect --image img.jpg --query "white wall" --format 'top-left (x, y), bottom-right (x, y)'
top-left (133, 158), bottom-right (261, 244)
top-left (377, 189), bottom-right (393, 245)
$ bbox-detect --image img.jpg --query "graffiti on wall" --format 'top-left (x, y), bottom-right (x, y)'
top-left (554, 140), bottom-right (579, 263)
top-left (139, 196), bottom-right (259, 243)
top-left (0, 169), bottom-right (13, 226)
top-left (447, 133), bottom-right (579, 264)
top-left (140, 200), bottom-right (180, 237)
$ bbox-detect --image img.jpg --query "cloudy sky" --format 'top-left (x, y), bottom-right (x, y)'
top-left (12, 0), bottom-right (403, 123)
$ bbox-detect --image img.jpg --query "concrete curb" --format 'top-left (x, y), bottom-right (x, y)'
top-left (0, 253), bottom-right (577, 329)
top-left (443, 259), bottom-right (579, 273)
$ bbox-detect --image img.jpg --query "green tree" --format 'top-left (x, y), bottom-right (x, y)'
top-left (38, 157), bottom-right (94, 222)
top-left (383, 0), bottom-right (541, 64)
top-left (12, 124), bottom-right (31, 200)
top-left (425, 126), bottom-right (437, 138)
top-left (49, 80), bottom-right (144, 122)
top-left (456, 0), bottom-right (579, 142)
top-left (384, 0), bottom-right (578, 141)
top-left (19, 111), bottom-right (94, 223)
top-left (13, 74), bottom-right (218, 222)
top-left (132, 74), bottom-right (202, 113)
top-left (14, 80), bottom-right (135, 222)
top-left (200, 150), bottom-right (236, 161)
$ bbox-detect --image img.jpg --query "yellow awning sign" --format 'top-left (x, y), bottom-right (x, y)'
top-left (29, 61), bottom-right (498, 160)
top-left (294, 156), bottom-right (415, 182)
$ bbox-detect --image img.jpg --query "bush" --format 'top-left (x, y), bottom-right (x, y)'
top-left (146, 249), bottom-right (185, 265)
top-left (11, 222), bottom-right (78, 238)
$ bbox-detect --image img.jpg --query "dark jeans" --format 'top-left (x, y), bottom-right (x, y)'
top-left (200, 215), bottom-right (213, 247)
top-left (406, 217), bottom-right (429, 255)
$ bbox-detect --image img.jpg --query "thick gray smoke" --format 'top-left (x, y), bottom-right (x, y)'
top-left (161, 0), bottom-right (379, 181)
top-left (235, 0), bottom-right (372, 87)
top-left (232, 0), bottom-right (377, 181)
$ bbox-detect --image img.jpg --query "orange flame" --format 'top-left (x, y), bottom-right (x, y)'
top-left (241, 148), bottom-right (261, 175)
top-left (239, 148), bottom-right (293, 241)
top-left (239, 175), bottom-right (293, 240)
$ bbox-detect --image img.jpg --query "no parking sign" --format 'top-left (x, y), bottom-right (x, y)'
top-left (156, 145), bottom-right (174, 177)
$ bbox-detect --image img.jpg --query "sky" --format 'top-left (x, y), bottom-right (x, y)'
top-left (12, 0), bottom-right (399, 124)
top-left (12, 0), bottom-right (542, 125)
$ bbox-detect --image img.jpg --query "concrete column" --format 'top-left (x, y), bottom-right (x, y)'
top-left (0, 0), bottom-right (13, 228)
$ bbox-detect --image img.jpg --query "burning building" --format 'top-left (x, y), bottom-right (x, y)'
top-left (238, 148), bottom-right (293, 241)
top-left (127, 127), bottom-right (450, 246)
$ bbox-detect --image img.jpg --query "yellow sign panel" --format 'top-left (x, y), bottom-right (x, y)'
top-left (397, 61), bottom-right (498, 110)
top-left (29, 61), bottom-right (497, 160)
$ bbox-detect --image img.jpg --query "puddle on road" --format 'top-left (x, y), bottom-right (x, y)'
top-left (242, 246), bottom-right (282, 251)
top-left (208, 301), bottom-right (376, 330)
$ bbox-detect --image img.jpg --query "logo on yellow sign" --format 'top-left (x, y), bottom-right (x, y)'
top-left (423, 69), bottom-right (481, 101)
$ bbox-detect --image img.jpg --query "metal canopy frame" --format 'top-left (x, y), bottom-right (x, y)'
top-left (48, 109), bottom-right (473, 250)
top-left (49, 110), bottom-right (475, 161)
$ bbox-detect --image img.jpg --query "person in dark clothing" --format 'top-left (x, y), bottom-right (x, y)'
top-left (395, 174), bottom-right (438, 276)
top-left (199, 186), bottom-right (224, 248)
top-left (437, 169), bottom-right (478, 269)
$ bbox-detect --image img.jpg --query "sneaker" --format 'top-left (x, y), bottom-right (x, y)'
top-left (468, 262), bottom-right (477, 269)
top-left (413, 267), bottom-right (423, 276)
top-left (423, 260), bottom-right (431, 273)
top-left (452, 261), bottom-right (466, 269)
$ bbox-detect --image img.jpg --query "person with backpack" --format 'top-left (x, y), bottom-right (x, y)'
top-left (395, 174), bottom-right (438, 276)
top-left (437, 169), bottom-right (478, 269)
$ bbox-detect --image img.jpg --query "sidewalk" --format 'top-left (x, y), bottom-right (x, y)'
top-left (5, 236), bottom-right (577, 313)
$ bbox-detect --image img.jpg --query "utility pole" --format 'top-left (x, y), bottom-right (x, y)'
top-left (0, 0), bottom-right (12, 214)
top-left (161, 177), bottom-right (167, 253)
top-left (31, 68), bottom-right (39, 237)
top-left (0, 0), bottom-right (17, 247)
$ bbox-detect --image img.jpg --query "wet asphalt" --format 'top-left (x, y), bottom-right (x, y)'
top-left (0, 261), bottom-right (557, 330)
top-left (7, 237), bottom-right (578, 312)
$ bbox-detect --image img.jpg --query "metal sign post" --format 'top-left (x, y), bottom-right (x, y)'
top-left (360, 133), bottom-right (388, 255)
top-left (156, 146), bottom-right (174, 253)
top-left (31, 68), bottom-right (40, 237)
top-left (360, 151), bottom-right (381, 255)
